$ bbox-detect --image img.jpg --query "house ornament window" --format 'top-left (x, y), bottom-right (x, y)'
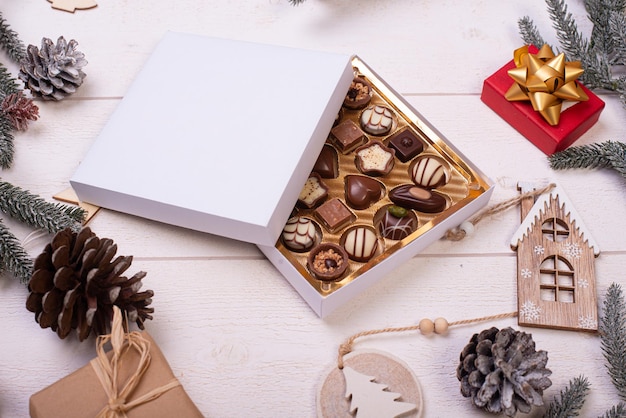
top-left (541, 217), bottom-right (569, 242)
top-left (539, 255), bottom-right (575, 303)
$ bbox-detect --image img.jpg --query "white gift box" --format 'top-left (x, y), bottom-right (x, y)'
top-left (72, 32), bottom-right (493, 317)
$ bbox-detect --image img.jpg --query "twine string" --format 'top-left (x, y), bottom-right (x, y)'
top-left (337, 312), bottom-right (518, 369)
top-left (444, 183), bottom-right (556, 241)
top-left (90, 306), bottom-right (181, 417)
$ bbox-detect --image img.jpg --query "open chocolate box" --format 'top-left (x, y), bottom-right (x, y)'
top-left (259, 57), bottom-right (493, 316)
top-left (71, 32), bottom-right (493, 317)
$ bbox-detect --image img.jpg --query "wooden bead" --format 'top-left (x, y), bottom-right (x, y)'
top-left (434, 317), bottom-right (449, 334)
top-left (419, 318), bottom-right (434, 335)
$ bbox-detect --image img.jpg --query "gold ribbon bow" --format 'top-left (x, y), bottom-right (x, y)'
top-left (505, 44), bottom-right (588, 126)
top-left (90, 306), bottom-right (181, 417)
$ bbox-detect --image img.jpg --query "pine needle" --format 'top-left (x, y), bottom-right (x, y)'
top-left (548, 141), bottom-right (626, 178)
top-left (518, 16), bottom-right (547, 49)
top-left (0, 11), bottom-right (25, 63)
top-left (600, 403), bottom-right (626, 418)
top-left (601, 283), bottom-right (626, 401)
top-left (0, 218), bottom-right (33, 283)
top-left (0, 181), bottom-right (85, 233)
top-left (543, 375), bottom-right (590, 418)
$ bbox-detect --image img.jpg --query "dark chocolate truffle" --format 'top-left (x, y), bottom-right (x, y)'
top-left (387, 128), bottom-right (425, 162)
top-left (377, 206), bottom-right (417, 240)
top-left (388, 184), bottom-right (447, 213)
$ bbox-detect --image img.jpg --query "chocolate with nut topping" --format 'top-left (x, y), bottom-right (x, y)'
top-left (307, 243), bottom-right (348, 282)
top-left (343, 77), bottom-right (372, 110)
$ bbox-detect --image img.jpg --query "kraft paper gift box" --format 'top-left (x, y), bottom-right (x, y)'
top-left (29, 331), bottom-right (202, 417)
top-left (481, 45), bottom-right (605, 155)
top-left (71, 32), bottom-right (494, 317)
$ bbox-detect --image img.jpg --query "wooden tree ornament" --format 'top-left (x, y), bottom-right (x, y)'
top-left (510, 182), bottom-right (599, 332)
top-left (47, 0), bottom-right (97, 13)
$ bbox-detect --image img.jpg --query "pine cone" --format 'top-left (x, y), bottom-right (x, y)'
top-left (18, 36), bottom-right (87, 101)
top-left (1, 92), bottom-right (39, 131)
top-left (26, 227), bottom-right (154, 341)
top-left (456, 327), bottom-right (552, 417)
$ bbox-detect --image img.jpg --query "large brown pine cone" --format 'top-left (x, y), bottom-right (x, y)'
top-left (26, 227), bottom-right (154, 341)
top-left (456, 327), bottom-right (552, 417)
top-left (18, 36), bottom-right (87, 101)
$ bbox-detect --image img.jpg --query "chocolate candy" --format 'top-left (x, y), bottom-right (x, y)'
top-left (377, 205), bottom-right (417, 240)
top-left (343, 77), bottom-right (372, 110)
top-left (307, 243), bottom-right (349, 282)
top-left (387, 128), bottom-right (425, 163)
top-left (312, 145), bottom-right (339, 179)
top-left (341, 226), bottom-right (379, 262)
top-left (330, 119), bottom-right (366, 154)
top-left (344, 175), bottom-right (384, 210)
top-left (354, 141), bottom-right (395, 176)
top-left (281, 217), bottom-right (318, 252)
top-left (314, 198), bottom-right (355, 232)
top-left (297, 173), bottom-right (328, 208)
top-left (410, 155), bottom-right (450, 189)
top-left (360, 105), bottom-right (395, 136)
top-left (388, 184), bottom-right (447, 213)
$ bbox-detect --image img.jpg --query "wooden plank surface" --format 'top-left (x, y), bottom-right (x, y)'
top-left (1, 1), bottom-right (625, 417)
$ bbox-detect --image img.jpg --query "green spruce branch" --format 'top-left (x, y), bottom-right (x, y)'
top-left (0, 181), bottom-right (85, 233)
top-left (548, 141), bottom-right (626, 179)
top-left (0, 217), bottom-right (33, 283)
top-left (601, 283), bottom-right (626, 401)
top-left (0, 114), bottom-right (14, 169)
top-left (518, 0), bottom-right (626, 104)
top-left (600, 403), bottom-right (626, 418)
top-left (0, 11), bottom-right (25, 63)
top-left (543, 375), bottom-right (590, 418)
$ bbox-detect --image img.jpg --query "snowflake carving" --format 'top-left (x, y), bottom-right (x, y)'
top-left (520, 268), bottom-right (532, 279)
top-left (534, 245), bottom-right (545, 255)
top-left (520, 301), bottom-right (542, 321)
top-left (578, 278), bottom-right (589, 288)
top-left (578, 315), bottom-right (598, 330)
top-left (562, 243), bottom-right (582, 258)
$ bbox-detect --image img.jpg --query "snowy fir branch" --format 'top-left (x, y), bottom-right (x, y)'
top-left (0, 181), bottom-right (85, 234)
top-left (600, 403), bottom-right (626, 418)
top-left (519, 0), bottom-right (626, 102)
top-left (0, 11), bottom-right (25, 63)
top-left (543, 375), bottom-right (590, 418)
top-left (548, 141), bottom-right (626, 179)
top-left (601, 283), bottom-right (626, 401)
top-left (0, 218), bottom-right (34, 283)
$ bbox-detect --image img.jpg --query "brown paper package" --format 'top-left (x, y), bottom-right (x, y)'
top-left (29, 332), bottom-right (204, 417)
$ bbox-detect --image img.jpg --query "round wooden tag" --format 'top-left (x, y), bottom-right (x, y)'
top-left (317, 350), bottom-right (423, 417)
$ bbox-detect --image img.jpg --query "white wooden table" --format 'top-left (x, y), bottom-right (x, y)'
top-left (1, 1), bottom-right (625, 417)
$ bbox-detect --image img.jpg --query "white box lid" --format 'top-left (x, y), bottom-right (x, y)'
top-left (71, 32), bottom-right (354, 246)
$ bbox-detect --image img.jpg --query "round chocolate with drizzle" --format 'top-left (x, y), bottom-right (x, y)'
top-left (377, 205), bottom-right (418, 240)
top-left (389, 184), bottom-right (448, 213)
top-left (410, 155), bottom-right (450, 189)
top-left (281, 217), bottom-right (319, 252)
top-left (307, 243), bottom-right (349, 282)
top-left (341, 225), bottom-right (380, 262)
top-left (360, 105), bottom-right (396, 136)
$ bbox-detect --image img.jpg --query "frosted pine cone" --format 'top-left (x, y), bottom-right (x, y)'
top-left (19, 36), bottom-right (87, 100)
top-left (456, 327), bottom-right (552, 416)
top-left (26, 227), bottom-right (154, 341)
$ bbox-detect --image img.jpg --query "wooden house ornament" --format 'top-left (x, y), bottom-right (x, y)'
top-left (510, 183), bottom-right (599, 332)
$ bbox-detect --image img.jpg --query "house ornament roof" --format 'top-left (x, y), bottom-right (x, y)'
top-left (510, 183), bottom-right (600, 256)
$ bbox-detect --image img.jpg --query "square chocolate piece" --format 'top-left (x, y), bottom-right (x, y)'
top-left (315, 198), bottom-right (354, 232)
top-left (387, 128), bottom-right (424, 162)
top-left (330, 119), bottom-right (366, 154)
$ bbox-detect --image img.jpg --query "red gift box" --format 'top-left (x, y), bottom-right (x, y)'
top-left (481, 46), bottom-right (605, 155)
